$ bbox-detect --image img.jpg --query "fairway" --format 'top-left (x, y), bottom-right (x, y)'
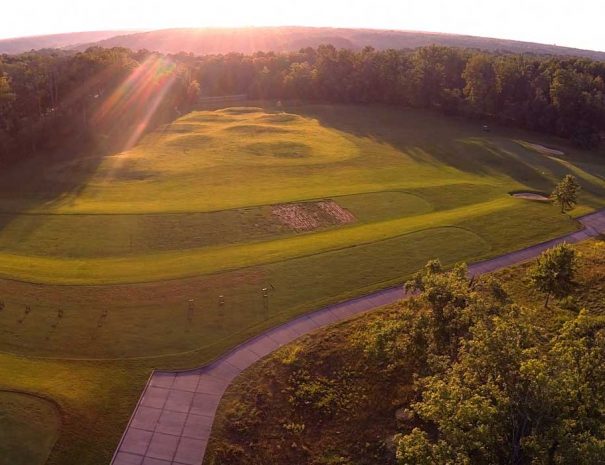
top-left (0, 104), bottom-right (604, 464)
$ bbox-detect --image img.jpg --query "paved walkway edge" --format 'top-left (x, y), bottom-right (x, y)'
top-left (110, 210), bottom-right (605, 465)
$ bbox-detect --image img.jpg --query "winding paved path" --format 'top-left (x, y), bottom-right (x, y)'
top-left (111, 210), bottom-right (605, 465)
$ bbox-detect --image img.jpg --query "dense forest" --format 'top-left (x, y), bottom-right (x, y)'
top-left (1, 44), bottom-right (605, 164)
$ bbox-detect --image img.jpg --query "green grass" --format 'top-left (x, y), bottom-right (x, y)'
top-left (336, 191), bottom-right (432, 222)
top-left (0, 192), bottom-right (430, 259)
top-left (0, 391), bottom-right (60, 465)
top-left (0, 104), bottom-right (603, 464)
top-left (0, 226), bottom-right (489, 358)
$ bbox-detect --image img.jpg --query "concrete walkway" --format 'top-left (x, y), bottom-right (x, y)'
top-left (110, 210), bottom-right (605, 465)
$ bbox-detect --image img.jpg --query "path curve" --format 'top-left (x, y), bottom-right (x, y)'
top-left (111, 210), bottom-right (605, 465)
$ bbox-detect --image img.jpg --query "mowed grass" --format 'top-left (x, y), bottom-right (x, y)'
top-left (0, 391), bottom-right (60, 465)
top-left (0, 197), bottom-right (567, 285)
top-left (0, 104), bottom-right (603, 465)
top-left (0, 192), bottom-right (430, 259)
top-left (0, 226), bottom-right (490, 358)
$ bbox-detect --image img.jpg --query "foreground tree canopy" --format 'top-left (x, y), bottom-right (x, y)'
top-left (396, 258), bottom-right (605, 465)
top-left (1, 44), bottom-right (605, 164)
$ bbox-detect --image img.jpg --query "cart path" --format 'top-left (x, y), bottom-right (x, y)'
top-left (111, 210), bottom-right (605, 465)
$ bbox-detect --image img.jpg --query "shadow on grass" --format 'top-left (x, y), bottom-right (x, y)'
top-left (0, 106), bottom-right (186, 237)
top-left (292, 104), bottom-right (605, 208)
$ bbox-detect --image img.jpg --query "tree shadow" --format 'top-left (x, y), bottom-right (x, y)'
top-left (0, 147), bottom-right (106, 236)
top-left (290, 104), bottom-right (605, 205)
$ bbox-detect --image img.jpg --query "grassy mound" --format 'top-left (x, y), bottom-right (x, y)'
top-left (223, 124), bottom-right (292, 135)
top-left (220, 107), bottom-right (264, 114)
top-left (245, 141), bottom-right (312, 158)
top-left (257, 113), bottom-right (302, 123)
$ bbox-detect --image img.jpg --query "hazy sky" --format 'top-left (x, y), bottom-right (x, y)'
top-left (2, 0), bottom-right (604, 52)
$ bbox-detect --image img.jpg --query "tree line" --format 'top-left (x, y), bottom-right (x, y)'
top-left (1, 44), bottom-right (605, 164)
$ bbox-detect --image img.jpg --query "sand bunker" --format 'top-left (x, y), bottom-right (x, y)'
top-left (272, 200), bottom-right (356, 231)
top-left (512, 192), bottom-right (550, 201)
top-left (520, 142), bottom-right (565, 156)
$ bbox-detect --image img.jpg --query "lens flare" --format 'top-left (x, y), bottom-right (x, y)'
top-left (93, 55), bottom-right (177, 150)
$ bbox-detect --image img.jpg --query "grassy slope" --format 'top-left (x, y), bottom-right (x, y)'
top-left (0, 104), bottom-right (603, 464)
top-left (0, 391), bottom-right (61, 465)
top-left (205, 239), bottom-right (605, 465)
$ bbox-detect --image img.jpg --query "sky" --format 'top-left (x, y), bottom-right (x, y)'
top-left (1, 0), bottom-right (604, 52)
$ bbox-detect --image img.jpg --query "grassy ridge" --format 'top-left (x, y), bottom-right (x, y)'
top-left (0, 192), bottom-right (430, 259)
top-left (0, 198), bottom-right (574, 285)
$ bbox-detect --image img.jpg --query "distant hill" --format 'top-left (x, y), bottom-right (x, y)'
top-left (79, 27), bottom-right (605, 60)
top-left (0, 31), bottom-right (135, 54)
top-left (2, 27), bottom-right (605, 60)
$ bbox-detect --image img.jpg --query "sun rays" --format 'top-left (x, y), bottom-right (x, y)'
top-left (93, 55), bottom-right (178, 151)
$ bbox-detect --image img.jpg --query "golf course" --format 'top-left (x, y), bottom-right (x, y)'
top-left (0, 103), bottom-right (604, 464)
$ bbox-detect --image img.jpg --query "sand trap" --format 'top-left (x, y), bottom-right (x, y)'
top-left (519, 141), bottom-right (565, 156)
top-left (272, 200), bottom-right (356, 231)
top-left (512, 192), bottom-right (550, 201)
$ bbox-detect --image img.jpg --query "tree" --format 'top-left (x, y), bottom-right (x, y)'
top-left (529, 243), bottom-right (577, 308)
top-left (405, 261), bottom-right (509, 358)
top-left (462, 54), bottom-right (497, 114)
top-left (0, 73), bottom-right (16, 128)
top-left (395, 310), bottom-right (605, 465)
top-left (551, 175), bottom-right (581, 213)
top-left (186, 79), bottom-right (201, 105)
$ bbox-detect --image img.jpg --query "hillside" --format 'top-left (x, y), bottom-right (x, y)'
top-left (0, 31), bottom-right (136, 54)
top-left (81, 27), bottom-right (605, 59)
top-left (2, 27), bottom-right (605, 60)
top-left (206, 239), bottom-right (605, 465)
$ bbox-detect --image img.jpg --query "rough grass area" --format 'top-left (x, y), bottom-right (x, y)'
top-left (0, 391), bottom-right (61, 465)
top-left (204, 239), bottom-right (605, 465)
top-left (0, 104), bottom-right (603, 465)
top-left (495, 238), bottom-right (605, 315)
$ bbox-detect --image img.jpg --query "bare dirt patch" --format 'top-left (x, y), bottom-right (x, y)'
top-left (512, 192), bottom-right (550, 201)
top-left (272, 200), bottom-right (356, 232)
